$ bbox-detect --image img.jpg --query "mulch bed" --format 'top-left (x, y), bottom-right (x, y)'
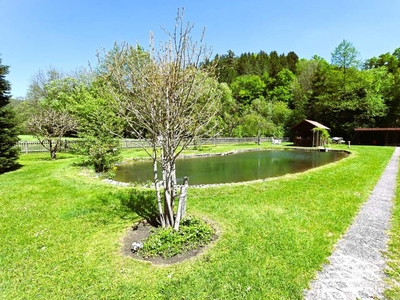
top-left (121, 221), bottom-right (217, 265)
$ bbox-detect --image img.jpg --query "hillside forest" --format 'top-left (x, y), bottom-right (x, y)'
top-left (9, 40), bottom-right (400, 140)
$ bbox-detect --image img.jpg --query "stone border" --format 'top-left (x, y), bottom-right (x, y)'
top-left (105, 147), bottom-right (351, 188)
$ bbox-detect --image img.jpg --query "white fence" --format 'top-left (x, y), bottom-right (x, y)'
top-left (17, 137), bottom-right (290, 154)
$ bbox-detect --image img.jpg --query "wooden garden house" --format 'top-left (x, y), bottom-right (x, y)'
top-left (290, 119), bottom-right (330, 147)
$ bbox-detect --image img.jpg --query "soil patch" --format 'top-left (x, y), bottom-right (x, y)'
top-left (121, 221), bottom-right (218, 265)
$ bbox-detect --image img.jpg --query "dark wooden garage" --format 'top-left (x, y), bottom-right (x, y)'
top-left (354, 128), bottom-right (400, 146)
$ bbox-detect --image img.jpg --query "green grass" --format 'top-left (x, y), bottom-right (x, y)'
top-left (120, 141), bottom-right (291, 160)
top-left (18, 134), bottom-right (38, 141)
top-left (18, 135), bottom-right (80, 141)
top-left (0, 145), bottom-right (395, 299)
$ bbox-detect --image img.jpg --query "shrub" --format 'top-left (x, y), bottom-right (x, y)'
top-left (140, 216), bottom-right (214, 258)
top-left (71, 136), bottom-right (121, 175)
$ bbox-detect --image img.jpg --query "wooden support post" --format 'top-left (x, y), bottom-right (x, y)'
top-left (174, 177), bottom-right (189, 231)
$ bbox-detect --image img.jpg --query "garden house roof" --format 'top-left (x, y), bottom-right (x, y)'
top-left (290, 119), bottom-right (330, 131)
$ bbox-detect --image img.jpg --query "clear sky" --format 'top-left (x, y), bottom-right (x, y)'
top-left (1, 0), bottom-right (399, 98)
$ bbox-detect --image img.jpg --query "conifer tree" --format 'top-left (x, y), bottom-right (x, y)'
top-left (0, 57), bottom-right (19, 172)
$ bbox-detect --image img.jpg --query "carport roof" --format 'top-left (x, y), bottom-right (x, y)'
top-left (355, 128), bottom-right (400, 132)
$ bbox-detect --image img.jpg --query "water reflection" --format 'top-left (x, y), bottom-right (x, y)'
top-left (114, 150), bottom-right (348, 185)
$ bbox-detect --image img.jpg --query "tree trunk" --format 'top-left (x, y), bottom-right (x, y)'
top-left (163, 161), bottom-right (175, 227)
top-left (174, 177), bottom-right (188, 231)
top-left (49, 140), bottom-right (57, 160)
top-left (171, 162), bottom-right (177, 212)
top-left (153, 151), bottom-right (165, 228)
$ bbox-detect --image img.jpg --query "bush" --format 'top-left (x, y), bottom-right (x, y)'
top-left (140, 216), bottom-right (214, 258)
top-left (71, 136), bottom-right (121, 175)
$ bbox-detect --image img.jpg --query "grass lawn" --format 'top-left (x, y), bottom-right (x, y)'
top-left (18, 135), bottom-right (79, 142)
top-left (0, 144), bottom-right (396, 299)
top-left (18, 134), bottom-right (39, 141)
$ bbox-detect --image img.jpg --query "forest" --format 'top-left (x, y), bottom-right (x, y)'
top-left (9, 40), bottom-right (400, 141)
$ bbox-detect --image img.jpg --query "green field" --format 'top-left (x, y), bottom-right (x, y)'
top-left (0, 144), bottom-right (396, 299)
top-left (18, 134), bottom-right (38, 141)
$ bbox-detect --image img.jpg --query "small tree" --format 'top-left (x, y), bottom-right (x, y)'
top-left (68, 78), bottom-right (123, 173)
top-left (27, 108), bottom-right (77, 159)
top-left (312, 127), bottom-right (330, 149)
top-left (0, 57), bottom-right (20, 172)
top-left (100, 9), bottom-right (222, 230)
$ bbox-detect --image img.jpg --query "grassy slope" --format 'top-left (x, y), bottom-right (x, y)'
top-left (0, 145), bottom-right (394, 299)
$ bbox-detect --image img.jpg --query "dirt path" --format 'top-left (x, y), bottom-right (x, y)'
top-left (304, 147), bottom-right (400, 299)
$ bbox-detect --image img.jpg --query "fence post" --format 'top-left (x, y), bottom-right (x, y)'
top-left (24, 141), bottom-right (28, 154)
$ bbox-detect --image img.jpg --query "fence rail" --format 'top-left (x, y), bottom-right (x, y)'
top-left (16, 137), bottom-right (290, 154)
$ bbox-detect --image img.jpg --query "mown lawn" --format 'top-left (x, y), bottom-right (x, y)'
top-left (0, 144), bottom-right (395, 299)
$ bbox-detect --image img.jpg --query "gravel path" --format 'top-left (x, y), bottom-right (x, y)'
top-left (304, 147), bottom-right (400, 300)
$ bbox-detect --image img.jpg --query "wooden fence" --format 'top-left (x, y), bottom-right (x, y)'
top-left (16, 137), bottom-right (290, 154)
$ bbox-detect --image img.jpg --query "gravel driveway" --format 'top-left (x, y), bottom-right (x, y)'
top-left (304, 147), bottom-right (400, 299)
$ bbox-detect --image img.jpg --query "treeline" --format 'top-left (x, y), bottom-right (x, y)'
top-left (10, 40), bottom-right (400, 140)
top-left (213, 50), bottom-right (299, 83)
top-left (203, 40), bottom-right (400, 139)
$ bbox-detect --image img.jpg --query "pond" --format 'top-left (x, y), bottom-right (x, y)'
top-left (114, 149), bottom-right (348, 185)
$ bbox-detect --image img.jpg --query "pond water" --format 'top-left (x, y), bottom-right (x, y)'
top-left (114, 149), bottom-right (348, 185)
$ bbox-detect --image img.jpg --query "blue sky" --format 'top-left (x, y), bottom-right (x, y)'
top-left (1, 0), bottom-right (399, 98)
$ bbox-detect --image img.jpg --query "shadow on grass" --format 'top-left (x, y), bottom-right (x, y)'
top-left (38, 155), bottom-right (73, 161)
top-left (115, 189), bottom-right (160, 227)
top-left (0, 163), bottom-right (23, 174)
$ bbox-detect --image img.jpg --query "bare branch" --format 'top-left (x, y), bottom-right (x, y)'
top-left (98, 9), bottom-right (221, 229)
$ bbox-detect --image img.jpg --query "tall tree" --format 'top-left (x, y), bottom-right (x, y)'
top-left (268, 51), bottom-right (283, 78)
top-left (364, 52), bottom-right (399, 74)
top-left (0, 57), bottom-right (19, 172)
top-left (237, 52), bottom-right (253, 75)
top-left (331, 39), bottom-right (361, 90)
top-left (331, 39), bottom-right (361, 71)
top-left (377, 68), bottom-right (400, 127)
top-left (64, 76), bottom-right (123, 173)
top-left (290, 58), bottom-right (321, 124)
top-left (217, 82), bottom-right (239, 136)
top-left (286, 51), bottom-right (299, 74)
top-left (99, 9), bottom-right (222, 230)
top-left (26, 67), bottom-right (65, 102)
top-left (267, 69), bottom-right (295, 104)
top-left (215, 50), bottom-right (238, 84)
top-left (230, 75), bottom-right (266, 108)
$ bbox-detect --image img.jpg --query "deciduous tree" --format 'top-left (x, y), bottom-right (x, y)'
top-left (230, 74), bottom-right (266, 108)
top-left (331, 39), bottom-right (361, 90)
top-left (99, 9), bottom-right (222, 230)
top-left (27, 107), bottom-right (77, 160)
top-left (66, 76), bottom-right (123, 173)
top-left (331, 39), bottom-right (361, 71)
top-left (26, 67), bottom-right (65, 102)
